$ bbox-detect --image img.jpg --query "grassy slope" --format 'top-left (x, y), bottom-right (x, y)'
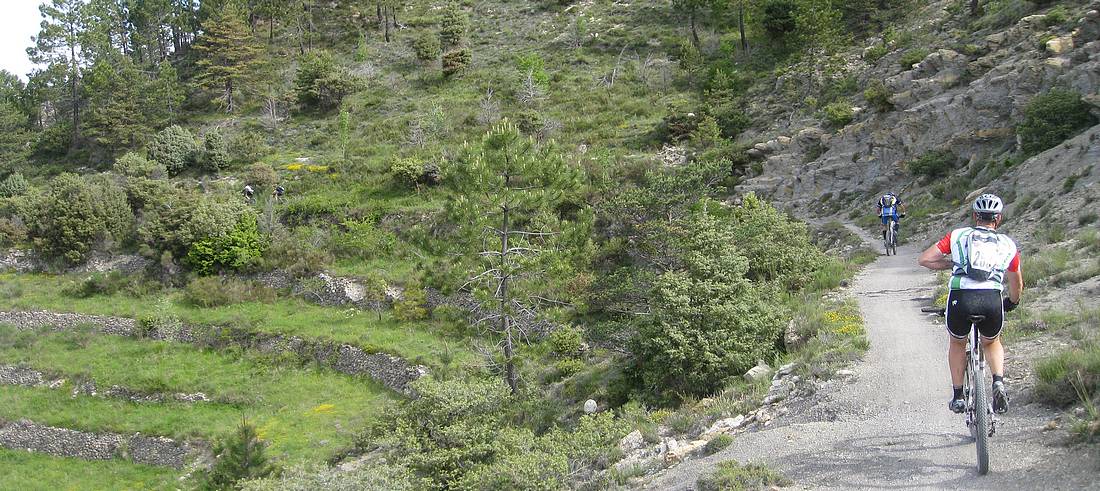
top-left (0, 449), bottom-right (179, 491)
top-left (0, 273), bottom-right (473, 367)
top-left (0, 0), bottom-right (719, 485)
top-left (0, 325), bottom-right (392, 463)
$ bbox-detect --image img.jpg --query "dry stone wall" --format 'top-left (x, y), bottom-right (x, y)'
top-left (0, 419), bottom-right (201, 468)
top-left (0, 310), bottom-right (427, 395)
top-left (0, 365), bottom-right (212, 404)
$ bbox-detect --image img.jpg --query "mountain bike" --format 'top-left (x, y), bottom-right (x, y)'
top-left (923, 306), bottom-right (996, 475)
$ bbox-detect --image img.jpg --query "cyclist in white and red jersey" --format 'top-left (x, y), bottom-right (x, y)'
top-left (918, 194), bottom-right (1023, 415)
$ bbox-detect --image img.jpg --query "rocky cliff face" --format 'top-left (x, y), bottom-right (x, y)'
top-left (738, 0), bottom-right (1100, 241)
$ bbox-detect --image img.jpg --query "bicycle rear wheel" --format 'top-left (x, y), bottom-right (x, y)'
top-left (972, 365), bottom-right (991, 475)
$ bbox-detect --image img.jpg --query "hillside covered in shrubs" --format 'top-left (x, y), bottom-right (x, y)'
top-left (1, 0), bottom-right (1098, 488)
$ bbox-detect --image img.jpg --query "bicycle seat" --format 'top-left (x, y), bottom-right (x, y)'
top-left (968, 315), bottom-right (986, 324)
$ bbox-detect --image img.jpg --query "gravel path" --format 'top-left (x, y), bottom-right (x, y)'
top-left (643, 243), bottom-right (1100, 490)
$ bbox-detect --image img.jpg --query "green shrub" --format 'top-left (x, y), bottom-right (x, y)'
top-left (1036, 222), bottom-right (1067, 245)
top-left (761, 0), bottom-right (797, 38)
top-left (0, 217), bottom-right (27, 246)
top-left (183, 276), bottom-right (275, 307)
top-left (393, 284), bottom-right (429, 321)
top-left (1079, 228), bottom-right (1100, 253)
top-left (1025, 247), bottom-right (1071, 287)
top-left (548, 326), bottom-right (584, 358)
top-left (201, 131), bottom-right (231, 172)
top-left (0, 172), bottom-right (27, 197)
top-left (1018, 89), bottom-right (1097, 156)
top-left (411, 30), bottom-right (442, 63)
top-left (439, 1), bottom-right (469, 49)
top-left (230, 131), bottom-right (270, 165)
top-left (295, 51), bottom-right (357, 111)
top-left (863, 43), bottom-right (889, 62)
top-left (515, 53), bottom-right (550, 87)
top-left (18, 173), bottom-right (134, 264)
top-left (822, 101), bottom-right (853, 127)
top-left (690, 115), bottom-right (723, 149)
top-left (389, 157), bottom-right (426, 189)
top-left (863, 80), bottom-right (893, 112)
top-left (185, 213), bottom-right (265, 275)
top-left (135, 297), bottom-right (183, 339)
top-left (898, 48), bottom-right (930, 70)
top-left (629, 207), bottom-right (786, 404)
top-left (198, 420), bottom-right (276, 491)
top-left (246, 163), bottom-right (278, 194)
top-left (703, 434), bottom-right (734, 455)
top-left (1035, 343), bottom-right (1100, 407)
top-left (147, 125), bottom-right (198, 175)
top-left (63, 271), bottom-right (154, 298)
top-left (729, 193), bottom-right (828, 288)
top-left (1078, 212), bottom-right (1098, 227)
top-left (113, 152), bottom-right (166, 179)
top-left (331, 219), bottom-right (396, 258)
top-left (442, 49), bottom-right (471, 77)
top-left (696, 460), bottom-right (791, 491)
top-left (554, 358), bottom-right (586, 377)
top-left (261, 226), bottom-right (333, 277)
top-left (907, 150), bottom-right (956, 178)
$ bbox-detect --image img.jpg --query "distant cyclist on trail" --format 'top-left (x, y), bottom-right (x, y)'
top-left (877, 192), bottom-right (905, 241)
top-left (918, 194), bottom-right (1023, 415)
top-left (243, 184), bottom-right (255, 203)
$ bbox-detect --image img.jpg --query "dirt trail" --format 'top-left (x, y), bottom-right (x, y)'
top-left (643, 242), bottom-right (1099, 490)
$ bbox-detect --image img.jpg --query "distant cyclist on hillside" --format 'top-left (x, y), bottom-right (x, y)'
top-left (877, 192), bottom-right (905, 241)
top-left (918, 194), bottom-right (1023, 415)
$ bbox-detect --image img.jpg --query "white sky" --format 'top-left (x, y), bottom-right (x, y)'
top-left (0, 1), bottom-right (45, 80)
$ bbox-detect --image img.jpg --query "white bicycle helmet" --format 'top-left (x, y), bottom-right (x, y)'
top-left (972, 193), bottom-right (1003, 214)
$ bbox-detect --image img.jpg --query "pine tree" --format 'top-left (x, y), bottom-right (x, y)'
top-left (451, 122), bottom-right (581, 393)
top-left (193, 5), bottom-right (263, 112)
top-left (82, 59), bottom-right (145, 151)
top-left (28, 0), bottom-right (88, 146)
top-left (199, 420), bottom-right (275, 490)
top-left (439, 1), bottom-right (468, 50)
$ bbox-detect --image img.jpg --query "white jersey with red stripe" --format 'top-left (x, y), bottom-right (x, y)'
top-left (935, 226), bottom-right (1021, 291)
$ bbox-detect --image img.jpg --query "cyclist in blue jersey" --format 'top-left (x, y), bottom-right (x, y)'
top-left (877, 192), bottom-right (905, 241)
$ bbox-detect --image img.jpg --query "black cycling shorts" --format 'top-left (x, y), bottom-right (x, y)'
top-left (945, 289), bottom-right (1003, 339)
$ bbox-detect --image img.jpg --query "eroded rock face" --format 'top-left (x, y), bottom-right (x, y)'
top-left (737, 1), bottom-right (1100, 221)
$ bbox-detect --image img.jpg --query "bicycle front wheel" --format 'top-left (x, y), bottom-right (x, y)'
top-left (972, 366), bottom-right (991, 475)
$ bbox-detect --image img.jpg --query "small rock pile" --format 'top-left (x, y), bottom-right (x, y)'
top-left (612, 361), bottom-right (816, 478)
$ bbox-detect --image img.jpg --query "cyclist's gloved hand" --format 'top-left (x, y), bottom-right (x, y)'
top-left (1003, 297), bottom-right (1019, 312)
top-left (899, 213), bottom-right (906, 218)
